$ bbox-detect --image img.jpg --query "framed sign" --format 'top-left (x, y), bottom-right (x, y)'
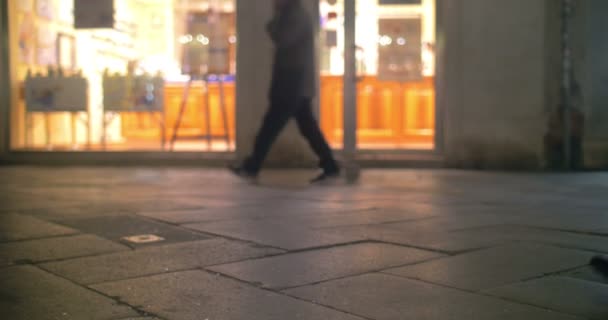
top-left (103, 74), bottom-right (165, 112)
top-left (25, 74), bottom-right (88, 112)
top-left (181, 11), bottom-right (231, 75)
top-left (377, 17), bottom-right (423, 82)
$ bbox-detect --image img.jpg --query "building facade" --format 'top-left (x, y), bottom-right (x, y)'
top-left (1, 0), bottom-right (606, 169)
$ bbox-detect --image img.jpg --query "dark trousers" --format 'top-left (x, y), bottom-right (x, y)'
top-left (243, 97), bottom-right (338, 174)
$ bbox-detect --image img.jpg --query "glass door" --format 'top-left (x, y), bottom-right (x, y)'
top-left (319, 0), bottom-right (437, 151)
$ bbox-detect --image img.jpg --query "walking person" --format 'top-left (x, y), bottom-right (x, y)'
top-left (230, 0), bottom-right (340, 183)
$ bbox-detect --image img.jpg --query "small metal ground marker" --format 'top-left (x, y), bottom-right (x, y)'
top-left (121, 234), bottom-right (165, 244)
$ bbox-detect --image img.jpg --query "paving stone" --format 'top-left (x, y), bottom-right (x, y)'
top-left (57, 215), bottom-right (211, 247)
top-left (486, 276), bottom-right (608, 320)
top-left (137, 202), bottom-right (373, 225)
top-left (285, 273), bottom-right (582, 320)
top-left (384, 244), bottom-right (592, 291)
top-left (93, 270), bottom-right (365, 320)
top-left (209, 242), bottom-right (443, 289)
top-left (0, 234), bottom-right (129, 266)
top-left (185, 219), bottom-right (367, 250)
top-left (0, 265), bottom-right (138, 320)
top-left (0, 213), bottom-right (78, 242)
top-left (41, 238), bottom-right (283, 285)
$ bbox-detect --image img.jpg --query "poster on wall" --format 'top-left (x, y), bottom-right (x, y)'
top-left (57, 0), bottom-right (75, 25)
top-left (17, 0), bottom-right (34, 12)
top-left (36, 0), bottom-right (56, 20)
top-left (377, 17), bottom-right (423, 82)
top-left (37, 27), bottom-right (57, 66)
top-left (18, 13), bottom-right (36, 64)
top-left (57, 33), bottom-right (76, 71)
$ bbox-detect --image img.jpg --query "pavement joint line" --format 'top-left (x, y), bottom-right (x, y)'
top-left (273, 239), bottom-right (374, 254)
top-left (375, 271), bottom-right (588, 319)
top-left (200, 268), bottom-right (375, 320)
top-left (509, 223), bottom-right (608, 238)
top-left (1, 234), bottom-right (133, 265)
top-left (30, 264), bottom-right (163, 319)
top-left (123, 213), bottom-right (224, 238)
top-left (47, 213), bottom-right (221, 249)
top-left (76, 266), bottom-right (215, 287)
top-left (306, 215), bottom-right (442, 230)
top-left (18, 244), bottom-right (131, 265)
top-left (275, 265), bottom-right (435, 292)
top-left (201, 239), bottom-right (376, 262)
top-left (0, 231), bottom-right (84, 244)
top-left (56, 266), bottom-right (201, 290)
top-left (477, 286), bottom-right (594, 319)
top-left (206, 252), bottom-right (451, 293)
top-left (133, 212), bottom-right (236, 226)
top-left (175, 227), bottom-right (289, 251)
top-left (516, 264), bottom-right (597, 284)
top-left (362, 239), bottom-right (459, 255)
top-left (511, 239), bottom-right (608, 255)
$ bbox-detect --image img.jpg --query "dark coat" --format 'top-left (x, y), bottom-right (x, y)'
top-left (266, 0), bottom-right (315, 99)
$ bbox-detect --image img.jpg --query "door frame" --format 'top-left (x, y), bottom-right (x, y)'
top-left (336, 0), bottom-right (445, 156)
top-left (0, 0), bottom-right (10, 156)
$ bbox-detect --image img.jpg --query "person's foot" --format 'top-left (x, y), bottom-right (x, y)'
top-left (228, 164), bottom-right (258, 182)
top-left (310, 169), bottom-right (340, 184)
top-left (590, 255), bottom-right (608, 277)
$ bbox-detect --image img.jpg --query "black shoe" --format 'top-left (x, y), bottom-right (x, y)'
top-left (228, 165), bottom-right (258, 182)
top-left (310, 169), bottom-right (340, 184)
top-left (590, 255), bottom-right (608, 277)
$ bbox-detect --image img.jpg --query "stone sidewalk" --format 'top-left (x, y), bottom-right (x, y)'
top-left (1, 167), bottom-right (608, 320)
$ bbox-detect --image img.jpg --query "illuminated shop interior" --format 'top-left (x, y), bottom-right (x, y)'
top-left (9, 0), bottom-right (435, 152)
top-left (319, 0), bottom-right (436, 150)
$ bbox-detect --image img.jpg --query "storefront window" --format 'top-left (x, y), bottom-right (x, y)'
top-left (319, 0), bottom-right (436, 150)
top-left (10, 0), bottom-right (236, 152)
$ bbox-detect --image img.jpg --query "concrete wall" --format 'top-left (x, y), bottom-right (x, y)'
top-left (578, 0), bottom-right (608, 168)
top-left (441, 0), bottom-right (558, 169)
top-left (235, 0), bottom-right (317, 168)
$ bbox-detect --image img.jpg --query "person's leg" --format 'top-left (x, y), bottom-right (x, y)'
top-left (294, 99), bottom-right (339, 174)
top-left (241, 101), bottom-right (292, 174)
